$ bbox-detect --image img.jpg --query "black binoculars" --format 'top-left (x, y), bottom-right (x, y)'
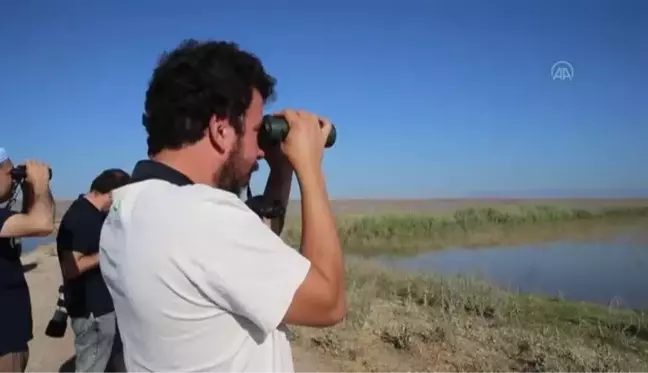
top-left (10, 165), bottom-right (53, 181)
top-left (258, 115), bottom-right (337, 149)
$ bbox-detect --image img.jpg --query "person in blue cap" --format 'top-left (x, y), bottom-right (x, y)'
top-left (0, 147), bottom-right (55, 372)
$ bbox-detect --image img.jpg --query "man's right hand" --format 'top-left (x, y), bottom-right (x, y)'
top-left (269, 109), bottom-right (346, 328)
top-left (24, 160), bottom-right (51, 193)
top-left (274, 109), bottom-right (333, 175)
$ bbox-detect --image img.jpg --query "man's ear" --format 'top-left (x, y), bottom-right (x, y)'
top-left (207, 115), bottom-right (236, 153)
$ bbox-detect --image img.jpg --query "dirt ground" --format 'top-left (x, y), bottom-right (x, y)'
top-left (20, 248), bottom-right (336, 372)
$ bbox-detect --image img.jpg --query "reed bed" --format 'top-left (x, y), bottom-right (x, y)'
top-left (282, 205), bottom-right (648, 255)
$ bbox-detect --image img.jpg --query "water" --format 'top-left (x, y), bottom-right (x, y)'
top-left (381, 240), bottom-right (648, 309)
top-left (20, 237), bottom-right (54, 254)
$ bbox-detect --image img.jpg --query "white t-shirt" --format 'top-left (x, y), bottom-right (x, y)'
top-left (99, 179), bottom-right (311, 372)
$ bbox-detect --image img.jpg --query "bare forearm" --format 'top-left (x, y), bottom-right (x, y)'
top-left (27, 186), bottom-right (55, 231)
top-left (297, 167), bottom-right (344, 299)
top-left (262, 167), bottom-right (293, 235)
top-left (62, 253), bottom-right (99, 279)
top-left (0, 184), bottom-right (55, 237)
top-left (77, 254), bottom-right (99, 274)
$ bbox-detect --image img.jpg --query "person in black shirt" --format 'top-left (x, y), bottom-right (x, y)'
top-left (0, 149), bottom-right (55, 373)
top-left (56, 168), bottom-right (130, 372)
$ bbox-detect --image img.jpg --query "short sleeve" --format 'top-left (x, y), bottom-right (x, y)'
top-left (0, 208), bottom-right (17, 231)
top-left (174, 193), bottom-right (311, 335)
top-left (56, 215), bottom-right (98, 255)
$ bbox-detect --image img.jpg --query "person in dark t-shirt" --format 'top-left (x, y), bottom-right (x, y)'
top-left (0, 148), bottom-right (55, 373)
top-left (56, 168), bottom-right (130, 372)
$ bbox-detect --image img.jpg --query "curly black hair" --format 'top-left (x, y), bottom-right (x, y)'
top-left (143, 39), bottom-right (276, 155)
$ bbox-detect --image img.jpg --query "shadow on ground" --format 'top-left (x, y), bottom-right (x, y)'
top-left (22, 262), bottom-right (38, 273)
top-left (59, 356), bottom-right (74, 372)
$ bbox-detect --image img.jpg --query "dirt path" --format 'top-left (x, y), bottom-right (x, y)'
top-left (21, 247), bottom-right (335, 372)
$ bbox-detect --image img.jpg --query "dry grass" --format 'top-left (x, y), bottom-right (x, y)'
top-left (52, 197), bottom-right (648, 221)
top-left (291, 260), bottom-right (648, 372)
top-left (285, 197), bottom-right (648, 216)
top-left (283, 204), bottom-right (648, 255)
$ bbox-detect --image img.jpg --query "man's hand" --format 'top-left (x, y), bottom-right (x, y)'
top-left (59, 251), bottom-right (100, 280)
top-left (275, 110), bottom-right (332, 177)
top-left (270, 109), bottom-right (346, 328)
top-left (0, 159), bottom-right (54, 238)
top-left (25, 160), bottom-right (51, 195)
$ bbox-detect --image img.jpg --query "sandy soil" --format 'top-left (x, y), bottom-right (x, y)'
top-left (20, 248), bottom-right (334, 372)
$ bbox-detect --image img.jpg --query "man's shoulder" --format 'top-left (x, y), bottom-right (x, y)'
top-left (182, 184), bottom-right (249, 209)
top-left (111, 180), bottom-right (252, 224)
top-left (59, 197), bottom-right (99, 230)
top-left (60, 197), bottom-right (89, 220)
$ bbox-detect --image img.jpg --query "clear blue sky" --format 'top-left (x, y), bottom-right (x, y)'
top-left (1, 0), bottom-right (647, 199)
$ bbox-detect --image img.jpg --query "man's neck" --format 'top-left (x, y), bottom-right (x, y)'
top-left (84, 193), bottom-right (104, 212)
top-left (152, 148), bottom-right (221, 187)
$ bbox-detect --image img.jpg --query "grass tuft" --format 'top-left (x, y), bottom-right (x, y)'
top-left (291, 260), bottom-right (648, 372)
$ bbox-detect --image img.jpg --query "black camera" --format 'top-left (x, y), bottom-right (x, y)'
top-left (245, 187), bottom-right (286, 219)
top-left (258, 115), bottom-right (337, 149)
top-left (10, 165), bottom-right (53, 182)
top-left (44, 285), bottom-right (68, 338)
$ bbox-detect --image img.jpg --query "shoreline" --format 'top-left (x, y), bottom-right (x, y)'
top-left (28, 206), bottom-right (648, 260)
top-left (283, 205), bottom-right (648, 256)
top-left (20, 202), bottom-right (648, 372)
top-left (22, 244), bottom-right (648, 372)
top-left (51, 197), bottom-right (648, 221)
top-left (289, 259), bottom-right (648, 371)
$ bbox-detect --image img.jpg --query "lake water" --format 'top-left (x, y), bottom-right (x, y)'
top-left (20, 237), bottom-right (54, 254)
top-left (381, 240), bottom-right (648, 310)
top-left (17, 235), bottom-right (648, 309)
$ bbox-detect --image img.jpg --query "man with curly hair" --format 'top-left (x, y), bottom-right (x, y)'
top-left (99, 39), bottom-right (346, 372)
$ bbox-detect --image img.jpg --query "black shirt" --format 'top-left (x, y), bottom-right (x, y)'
top-left (0, 207), bottom-right (33, 355)
top-left (56, 195), bottom-right (113, 318)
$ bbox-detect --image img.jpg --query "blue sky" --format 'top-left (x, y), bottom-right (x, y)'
top-left (1, 0), bottom-right (646, 199)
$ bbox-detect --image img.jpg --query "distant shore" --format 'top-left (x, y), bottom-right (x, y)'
top-left (47, 198), bottom-right (648, 256)
top-left (51, 197), bottom-right (648, 220)
top-left (283, 204), bottom-right (648, 256)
